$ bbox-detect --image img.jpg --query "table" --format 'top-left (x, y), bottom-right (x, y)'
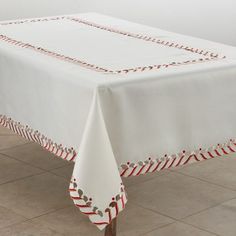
top-left (0, 13), bottom-right (236, 236)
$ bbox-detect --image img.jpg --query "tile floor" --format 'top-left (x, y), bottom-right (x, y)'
top-left (0, 125), bottom-right (236, 235)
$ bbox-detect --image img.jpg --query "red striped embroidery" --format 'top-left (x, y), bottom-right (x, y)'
top-left (0, 16), bottom-right (226, 75)
top-left (0, 16), bottom-right (66, 26)
top-left (69, 178), bottom-right (127, 228)
top-left (0, 115), bottom-right (77, 162)
top-left (2, 114), bottom-right (234, 180)
top-left (67, 17), bottom-right (222, 59)
top-left (0, 35), bottom-right (113, 74)
top-left (119, 140), bottom-right (236, 177)
top-left (1, 114), bottom-right (235, 228)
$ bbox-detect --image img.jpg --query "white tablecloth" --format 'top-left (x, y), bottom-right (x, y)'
top-left (0, 13), bottom-right (236, 229)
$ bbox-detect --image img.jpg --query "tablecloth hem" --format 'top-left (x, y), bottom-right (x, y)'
top-left (1, 113), bottom-right (235, 229)
top-left (0, 114), bottom-right (77, 161)
top-left (0, 113), bottom-right (128, 230)
top-left (119, 139), bottom-right (236, 177)
top-left (69, 177), bottom-right (127, 230)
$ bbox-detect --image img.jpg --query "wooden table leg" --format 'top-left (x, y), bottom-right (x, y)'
top-left (105, 218), bottom-right (117, 236)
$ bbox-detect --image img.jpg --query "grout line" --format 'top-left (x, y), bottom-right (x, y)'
top-left (0, 204), bottom-right (28, 220)
top-left (0, 171), bottom-right (47, 187)
top-left (0, 218), bottom-right (30, 231)
top-left (49, 162), bottom-right (74, 170)
top-left (0, 152), bottom-right (49, 172)
top-left (26, 205), bottom-right (74, 222)
top-left (126, 170), bottom-right (236, 221)
top-left (180, 220), bottom-right (221, 236)
top-left (141, 222), bottom-right (176, 236)
top-left (177, 221), bottom-right (220, 236)
top-left (181, 195), bottom-right (236, 220)
top-left (0, 216), bottom-right (65, 235)
top-left (44, 170), bottom-right (70, 183)
top-left (0, 152), bottom-right (72, 186)
top-left (141, 220), bottom-right (219, 236)
top-left (175, 171), bottom-right (236, 192)
top-left (0, 151), bottom-right (70, 173)
top-left (131, 201), bottom-right (178, 222)
top-left (0, 142), bottom-right (31, 152)
top-left (47, 170), bottom-right (71, 181)
top-left (130, 193), bottom-right (236, 226)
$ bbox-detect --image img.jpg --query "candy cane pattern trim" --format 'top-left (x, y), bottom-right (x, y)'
top-left (1, 114), bottom-right (235, 229)
top-left (0, 114), bottom-right (127, 230)
top-left (1, 15), bottom-right (222, 59)
top-left (114, 56), bottom-right (225, 74)
top-left (0, 115), bottom-right (77, 161)
top-left (0, 34), bottom-right (114, 74)
top-left (0, 16), bottom-right (226, 74)
top-left (67, 16), bottom-right (222, 59)
top-left (69, 178), bottom-right (127, 230)
top-left (120, 139), bottom-right (236, 177)
top-left (0, 16), bottom-right (66, 26)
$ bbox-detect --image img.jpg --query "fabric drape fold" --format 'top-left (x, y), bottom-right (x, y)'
top-left (70, 87), bottom-right (127, 229)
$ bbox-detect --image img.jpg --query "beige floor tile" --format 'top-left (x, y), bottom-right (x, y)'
top-left (0, 154), bottom-right (44, 185)
top-left (0, 142), bottom-right (70, 171)
top-left (0, 173), bottom-right (72, 219)
top-left (32, 206), bottom-right (103, 236)
top-left (0, 206), bottom-right (26, 229)
top-left (0, 126), bottom-right (15, 135)
top-left (0, 221), bottom-right (63, 236)
top-left (0, 135), bottom-right (29, 150)
top-left (50, 164), bottom-right (74, 181)
top-left (170, 156), bottom-right (217, 171)
top-left (117, 203), bottom-right (173, 236)
top-left (127, 172), bottom-right (236, 220)
top-left (122, 170), bottom-right (170, 187)
top-left (32, 203), bottom-right (173, 236)
top-left (145, 222), bottom-right (216, 236)
top-left (184, 198), bottom-right (236, 236)
top-left (176, 154), bottom-right (236, 190)
top-left (170, 153), bottom-right (236, 172)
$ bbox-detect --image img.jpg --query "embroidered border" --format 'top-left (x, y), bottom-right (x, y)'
top-left (0, 114), bottom-right (127, 230)
top-left (0, 16), bottom-right (226, 74)
top-left (69, 178), bottom-right (127, 229)
top-left (0, 16), bottom-right (66, 26)
top-left (67, 17), bottom-right (221, 59)
top-left (0, 114), bottom-right (235, 229)
top-left (119, 139), bottom-right (236, 177)
top-left (0, 34), bottom-right (114, 74)
top-left (0, 115), bottom-right (77, 161)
